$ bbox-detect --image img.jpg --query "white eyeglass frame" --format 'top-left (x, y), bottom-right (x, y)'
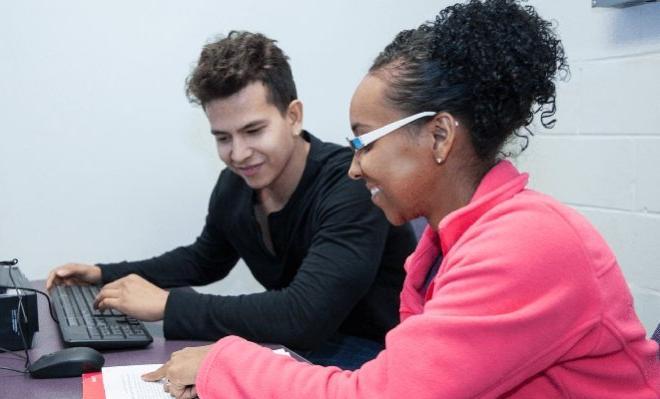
top-left (346, 111), bottom-right (436, 151)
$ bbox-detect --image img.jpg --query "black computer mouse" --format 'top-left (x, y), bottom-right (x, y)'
top-left (29, 347), bottom-right (105, 379)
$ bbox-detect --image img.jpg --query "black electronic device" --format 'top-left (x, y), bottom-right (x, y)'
top-left (28, 346), bottom-right (105, 379)
top-left (50, 284), bottom-right (153, 349)
top-left (0, 265), bottom-right (39, 350)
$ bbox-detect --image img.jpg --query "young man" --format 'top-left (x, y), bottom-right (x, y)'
top-left (46, 31), bottom-right (416, 369)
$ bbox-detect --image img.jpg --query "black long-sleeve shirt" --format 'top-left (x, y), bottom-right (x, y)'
top-left (99, 131), bottom-right (416, 351)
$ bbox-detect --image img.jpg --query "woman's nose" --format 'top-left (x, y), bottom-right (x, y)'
top-left (347, 154), bottom-right (362, 180)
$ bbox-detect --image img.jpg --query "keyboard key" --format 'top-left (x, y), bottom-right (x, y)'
top-left (87, 326), bottom-right (102, 339)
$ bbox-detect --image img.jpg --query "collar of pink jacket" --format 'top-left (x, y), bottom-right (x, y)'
top-left (405, 160), bottom-right (529, 296)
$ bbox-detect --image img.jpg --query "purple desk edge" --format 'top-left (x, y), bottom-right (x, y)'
top-left (0, 280), bottom-right (213, 399)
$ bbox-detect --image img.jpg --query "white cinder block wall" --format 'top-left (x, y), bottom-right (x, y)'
top-left (515, 1), bottom-right (660, 333)
top-left (1, 1), bottom-right (659, 334)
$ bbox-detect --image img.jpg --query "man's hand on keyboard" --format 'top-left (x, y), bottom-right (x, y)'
top-left (46, 263), bottom-right (102, 290)
top-left (93, 273), bottom-right (170, 321)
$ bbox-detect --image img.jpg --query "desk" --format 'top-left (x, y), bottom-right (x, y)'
top-left (0, 280), bottom-right (213, 399)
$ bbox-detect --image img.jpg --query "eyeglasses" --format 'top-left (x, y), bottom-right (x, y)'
top-left (346, 111), bottom-right (436, 151)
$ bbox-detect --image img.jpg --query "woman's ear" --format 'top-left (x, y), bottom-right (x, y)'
top-left (287, 99), bottom-right (304, 136)
top-left (429, 112), bottom-right (458, 165)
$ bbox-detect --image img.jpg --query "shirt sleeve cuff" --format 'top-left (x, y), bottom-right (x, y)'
top-left (162, 288), bottom-right (200, 339)
top-left (96, 262), bottom-right (130, 284)
top-left (195, 336), bottom-right (245, 396)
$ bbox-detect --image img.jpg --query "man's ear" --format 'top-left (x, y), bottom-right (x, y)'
top-left (429, 112), bottom-right (458, 165)
top-left (287, 99), bottom-right (304, 135)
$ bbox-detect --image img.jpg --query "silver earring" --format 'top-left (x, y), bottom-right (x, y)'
top-left (435, 157), bottom-right (443, 164)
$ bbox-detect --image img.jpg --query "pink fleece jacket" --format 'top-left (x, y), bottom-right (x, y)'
top-left (196, 161), bottom-right (660, 398)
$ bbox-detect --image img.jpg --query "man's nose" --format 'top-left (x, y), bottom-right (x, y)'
top-left (230, 137), bottom-right (252, 163)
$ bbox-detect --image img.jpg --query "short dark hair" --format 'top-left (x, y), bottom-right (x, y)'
top-left (185, 31), bottom-right (297, 114)
top-left (370, 0), bottom-right (568, 161)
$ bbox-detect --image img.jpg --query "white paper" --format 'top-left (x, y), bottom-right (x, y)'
top-left (102, 364), bottom-right (171, 399)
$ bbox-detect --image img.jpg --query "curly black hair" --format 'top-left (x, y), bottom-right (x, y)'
top-left (370, 0), bottom-right (568, 161)
top-left (186, 31), bottom-right (297, 113)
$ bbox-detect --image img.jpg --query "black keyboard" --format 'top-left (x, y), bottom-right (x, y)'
top-left (50, 285), bottom-right (153, 349)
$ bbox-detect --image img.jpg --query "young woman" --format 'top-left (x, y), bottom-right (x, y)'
top-left (146, 1), bottom-right (660, 397)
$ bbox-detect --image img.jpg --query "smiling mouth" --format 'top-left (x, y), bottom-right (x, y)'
top-left (237, 164), bottom-right (262, 177)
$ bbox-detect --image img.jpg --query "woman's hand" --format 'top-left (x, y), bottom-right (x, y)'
top-left (164, 383), bottom-right (198, 399)
top-left (142, 344), bottom-right (214, 389)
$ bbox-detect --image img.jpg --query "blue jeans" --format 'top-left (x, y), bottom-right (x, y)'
top-left (304, 333), bottom-right (384, 370)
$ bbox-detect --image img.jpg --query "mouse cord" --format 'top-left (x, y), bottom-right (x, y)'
top-left (0, 346), bottom-right (26, 359)
top-left (0, 366), bottom-right (29, 374)
top-left (0, 346), bottom-right (29, 374)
